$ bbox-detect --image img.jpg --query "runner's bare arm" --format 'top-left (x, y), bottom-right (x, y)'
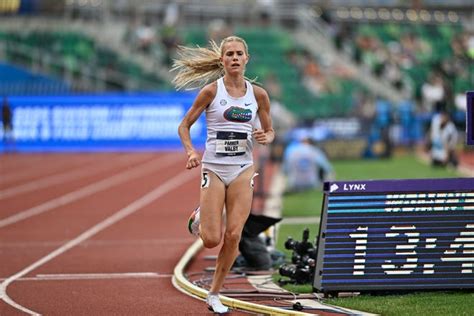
top-left (253, 85), bottom-right (274, 145)
top-left (178, 82), bottom-right (217, 169)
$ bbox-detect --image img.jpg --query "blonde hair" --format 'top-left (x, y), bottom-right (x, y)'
top-left (171, 36), bottom-right (250, 90)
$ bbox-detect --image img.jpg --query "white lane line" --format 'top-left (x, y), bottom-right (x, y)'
top-left (0, 154), bottom-right (150, 200)
top-left (0, 154), bottom-right (179, 229)
top-left (0, 167), bottom-right (197, 315)
top-left (0, 155), bottom-right (100, 183)
top-left (0, 238), bottom-right (193, 249)
top-left (0, 272), bottom-right (173, 282)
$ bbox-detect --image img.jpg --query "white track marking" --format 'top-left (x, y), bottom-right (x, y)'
top-left (0, 168), bottom-right (197, 315)
top-left (0, 154), bottom-right (179, 229)
top-left (0, 154), bottom-right (150, 200)
top-left (0, 272), bottom-right (173, 282)
top-left (0, 238), bottom-right (192, 249)
top-left (0, 155), bottom-right (100, 183)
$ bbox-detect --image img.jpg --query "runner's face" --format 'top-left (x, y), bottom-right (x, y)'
top-left (221, 41), bottom-right (248, 75)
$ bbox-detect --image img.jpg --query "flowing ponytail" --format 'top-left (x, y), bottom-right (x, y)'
top-left (171, 36), bottom-right (250, 90)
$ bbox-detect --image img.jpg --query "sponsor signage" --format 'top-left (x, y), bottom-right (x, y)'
top-left (0, 93), bottom-right (203, 152)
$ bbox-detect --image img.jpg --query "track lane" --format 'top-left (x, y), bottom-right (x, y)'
top-left (0, 153), bottom-right (175, 221)
top-left (0, 153), bottom-right (186, 241)
top-left (0, 155), bottom-right (220, 314)
top-left (26, 181), bottom-right (199, 276)
top-left (0, 152), bottom-right (259, 315)
top-left (8, 278), bottom-right (211, 315)
top-left (0, 153), bottom-right (153, 200)
top-left (0, 153), bottom-right (106, 188)
top-left (0, 153), bottom-right (200, 314)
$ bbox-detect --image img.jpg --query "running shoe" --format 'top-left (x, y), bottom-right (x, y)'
top-left (206, 294), bottom-right (229, 314)
top-left (187, 206), bottom-right (201, 236)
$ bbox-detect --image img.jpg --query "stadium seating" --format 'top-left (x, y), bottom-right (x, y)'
top-left (0, 30), bottom-right (171, 93)
top-left (350, 22), bottom-right (466, 102)
top-left (184, 26), bottom-right (363, 119)
top-left (0, 62), bottom-right (69, 95)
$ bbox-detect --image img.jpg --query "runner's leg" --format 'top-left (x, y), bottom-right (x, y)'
top-left (209, 165), bottom-right (255, 293)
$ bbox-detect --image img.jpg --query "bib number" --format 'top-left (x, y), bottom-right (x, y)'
top-left (216, 131), bottom-right (247, 156)
top-left (201, 172), bottom-right (209, 188)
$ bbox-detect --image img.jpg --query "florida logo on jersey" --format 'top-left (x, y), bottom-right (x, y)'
top-left (223, 106), bottom-right (252, 123)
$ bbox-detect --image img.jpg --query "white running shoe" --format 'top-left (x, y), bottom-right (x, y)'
top-left (206, 294), bottom-right (229, 314)
top-left (187, 206), bottom-right (200, 236)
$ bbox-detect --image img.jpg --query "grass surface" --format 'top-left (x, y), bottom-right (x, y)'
top-left (282, 154), bottom-right (459, 217)
top-left (276, 153), bottom-right (471, 315)
top-left (325, 291), bottom-right (474, 316)
top-left (276, 223), bottom-right (319, 259)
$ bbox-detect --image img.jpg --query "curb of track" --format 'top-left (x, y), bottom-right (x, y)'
top-left (172, 239), bottom-right (312, 316)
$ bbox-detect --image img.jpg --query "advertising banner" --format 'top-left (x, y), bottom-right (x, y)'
top-left (0, 93), bottom-right (203, 152)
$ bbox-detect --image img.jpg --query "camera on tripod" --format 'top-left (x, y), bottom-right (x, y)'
top-left (278, 228), bottom-right (317, 285)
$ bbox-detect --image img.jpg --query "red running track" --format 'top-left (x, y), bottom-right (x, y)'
top-left (0, 152), bottom-right (241, 315)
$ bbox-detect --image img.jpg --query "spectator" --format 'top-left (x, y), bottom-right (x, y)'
top-left (160, 24), bottom-right (181, 66)
top-left (283, 131), bottom-right (334, 193)
top-left (207, 19), bottom-right (233, 43)
top-left (159, 3), bottom-right (182, 66)
top-left (135, 20), bottom-right (156, 53)
top-left (421, 72), bottom-right (446, 113)
top-left (263, 72), bottom-right (282, 101)
top-left (429, 108), bottom-right (459, 168)
top-left (2, 96), bottom-right (13, 143)
top-left (301, 52), bottom-right (331, 96)
top-left (256, 0), bottom-right (275, 27)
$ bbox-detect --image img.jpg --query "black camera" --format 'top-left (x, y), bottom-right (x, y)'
top-left (279, 261), bottom-right (315, 284)
top-left (278, 228), bottom-right (317, 285)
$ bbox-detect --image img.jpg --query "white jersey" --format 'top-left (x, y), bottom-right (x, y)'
top-left (430, 114), bottom-right (458, 162)
top-left (202, 78), bottom-right (259, 165)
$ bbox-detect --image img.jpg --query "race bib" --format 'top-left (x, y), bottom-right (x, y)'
top-left (215, 131), bottom-right (247, 156)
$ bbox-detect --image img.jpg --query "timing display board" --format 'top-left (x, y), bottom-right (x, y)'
top-left (467, 91), bottom-right (473, 145)
top-left (314, 178), bottom-right (474, 293)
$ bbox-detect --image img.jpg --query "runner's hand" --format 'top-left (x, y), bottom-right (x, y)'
top-left (252, 128), bottom-right (268, 145)
top-left (186, 150), bottom-right (201, 169)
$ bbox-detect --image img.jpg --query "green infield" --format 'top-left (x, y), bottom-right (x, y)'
top-left (276, 153), bottom-right (472, 315)
top-left (325, 291), bottom-right (474, 316)
top-left (282, 154), bottom-right (460, 217)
